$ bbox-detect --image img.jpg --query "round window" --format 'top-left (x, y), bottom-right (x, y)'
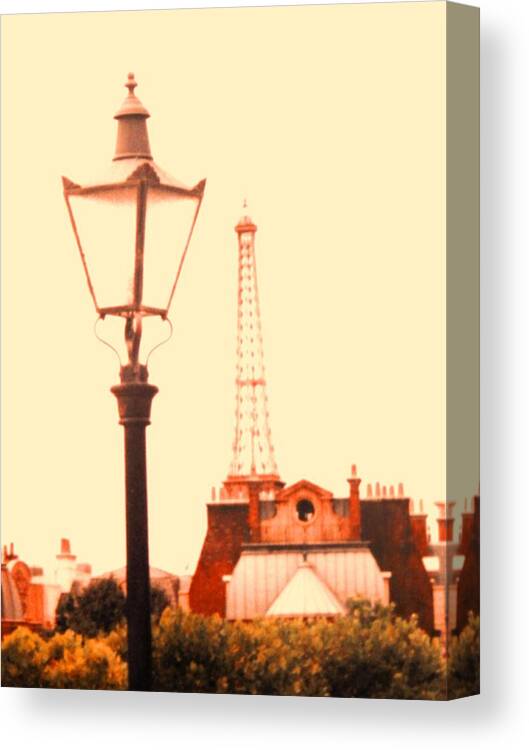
top-left (296, 499), bottom-right (315, 523)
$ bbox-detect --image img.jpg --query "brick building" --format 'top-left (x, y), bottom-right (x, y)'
top-left (190, 467), bottom-right (434, 630)
top-left (188, 206), bottom-right (480, 632)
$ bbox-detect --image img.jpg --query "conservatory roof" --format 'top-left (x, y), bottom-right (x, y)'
top-left (265, 562), bottom-right (346, 618)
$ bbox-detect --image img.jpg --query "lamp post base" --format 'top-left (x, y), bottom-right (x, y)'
top-left (111, 378), bottom-right (158, 692)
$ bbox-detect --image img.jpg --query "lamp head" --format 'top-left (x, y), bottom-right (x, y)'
top-left (62, 74), bottom-right (206, 322)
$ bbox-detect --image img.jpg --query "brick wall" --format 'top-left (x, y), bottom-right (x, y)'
top-left (360, 499), bottom-right (434, 632)
top-left (189, 502), bottom-right (250, 616)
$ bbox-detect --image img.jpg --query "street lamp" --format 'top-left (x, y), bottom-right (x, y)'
top-left (62, 73), bottom-right (206, 691)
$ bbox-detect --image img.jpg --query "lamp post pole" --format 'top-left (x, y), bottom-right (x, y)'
top-left (62, 74), bottom-right (206, 692)
top-left (112, 367), bottom-right (157, 691)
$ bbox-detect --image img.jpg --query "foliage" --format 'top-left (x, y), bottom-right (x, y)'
top-left (150, 585), bottom-right (171, 620)
top-left (152, 609), bottom-right (330, 696)
top-left (1, 627), bottom-right (48, 688)
top-left (1, 627), bottom-right (126, 690)
top-left (3, 601), bottom-right (447, 697)
top-left (56, 577), bottom-right (126, 637)
top-left (152, 601), bottom-right (443, 699)
top-left (447, 613), bottom-right (480, 699)
top-left (55, 578), bottom-right (171, 637)
top-left (318, 599), bottom-right (443, 699)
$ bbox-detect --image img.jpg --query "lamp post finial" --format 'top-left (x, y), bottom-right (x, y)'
top-left (126, 72), bottom-right (137, 95)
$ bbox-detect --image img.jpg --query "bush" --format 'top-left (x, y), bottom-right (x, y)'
top-left (316, 600), bottom-right (443, 699)
top-left (3, 602), bottom-right (446, 697)
top-left (42, 630), bottom-right (126, 690)
top-left (152, 602), bottom-right (443, 699)
top-left (1, 627), bottom-right (126, 690)
top-left (1, 627), bottom-right (48, 688)
top-left (447, 613), bottom-right (480, 699)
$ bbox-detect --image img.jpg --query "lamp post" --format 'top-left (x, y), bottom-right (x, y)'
top-left (62, 74), bottom-right (205, 691)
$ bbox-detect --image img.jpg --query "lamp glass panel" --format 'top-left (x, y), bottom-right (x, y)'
top-left (142, 186), bottom-right (199, 311)
top-left (68, 185), bottom-right (138, 311)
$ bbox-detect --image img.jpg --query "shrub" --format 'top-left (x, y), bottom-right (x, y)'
top-left (4, 601), bottom-right (446, 697)
top-left (152, 602), bottom-right (443, 699)
top-left (447, 613), bottom-right (480, 698)
top-left (1, 627), bottom-right (48, 688)
top-left (1, 627), bottom-right (126, 690)
top-left (317, 600), bottom-right (444, 699)
top-left (42, 630), bottom-right (126, 690)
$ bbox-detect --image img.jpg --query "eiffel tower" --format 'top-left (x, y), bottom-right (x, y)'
top-left (222, 205), bottom-right (283, 522)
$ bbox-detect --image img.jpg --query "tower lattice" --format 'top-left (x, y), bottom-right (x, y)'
top-left (228, 205), bottom-right (279, 480)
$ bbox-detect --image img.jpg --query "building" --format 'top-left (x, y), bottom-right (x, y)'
top-left (1, 539), bottom-right (91, 635)
top-left (189, 207), bottom-right (441, 630)
top-left (93, 565), bottom-right (185, 610)
top-left (1, 536), bottom-right (189, 637)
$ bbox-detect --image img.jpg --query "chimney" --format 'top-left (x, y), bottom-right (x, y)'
top-left (55, 538), bottom-right (77, 592)
top-left (366, 483), bottom-right (373, 499)
top-left (347, 464), bottom-right (362, 540)
top-left (409, 500), bottom-right (429, 556)
top-left (3, 543), bottom-right (18, 563)
top-left (435, 501), bottom-right (456, 542)
top-left (57, 538), bottom-right (75, 560)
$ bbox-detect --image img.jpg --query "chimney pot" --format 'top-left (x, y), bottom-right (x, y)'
top-left (60, 538), bottom-right (71, 555)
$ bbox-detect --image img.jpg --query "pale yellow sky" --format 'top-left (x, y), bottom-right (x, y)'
top-left (1, 3), bottom-right (474, 577)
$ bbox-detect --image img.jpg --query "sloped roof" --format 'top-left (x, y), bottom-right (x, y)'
top-left (226, 547), bottom-right (386, 620)
top-left (96, 565), bottom-right (177, 583)
top-left (266, 562), bottom-right (346, 618)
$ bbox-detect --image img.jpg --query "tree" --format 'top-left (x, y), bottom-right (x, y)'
top-left (56, 577), bottom-right (126, 637)
top-left (55, 578), bottom-right (172, 637)
top-left (150, 584), bottom-right (170, 619)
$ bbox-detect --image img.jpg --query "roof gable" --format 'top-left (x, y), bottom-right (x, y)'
top-left (265, 562), bottom-right (346, 617)
top-left (277, 479), bottom-right (333, 502)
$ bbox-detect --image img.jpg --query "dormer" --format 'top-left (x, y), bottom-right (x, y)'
top-left (260, 479), bottom-right (352, 544)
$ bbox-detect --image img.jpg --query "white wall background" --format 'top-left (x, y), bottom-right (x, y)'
top-left (1, 0), bottom-right (527, 748)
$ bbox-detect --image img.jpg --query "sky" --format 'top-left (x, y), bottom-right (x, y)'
top-left (1, 3), bottom-right (478, 578)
